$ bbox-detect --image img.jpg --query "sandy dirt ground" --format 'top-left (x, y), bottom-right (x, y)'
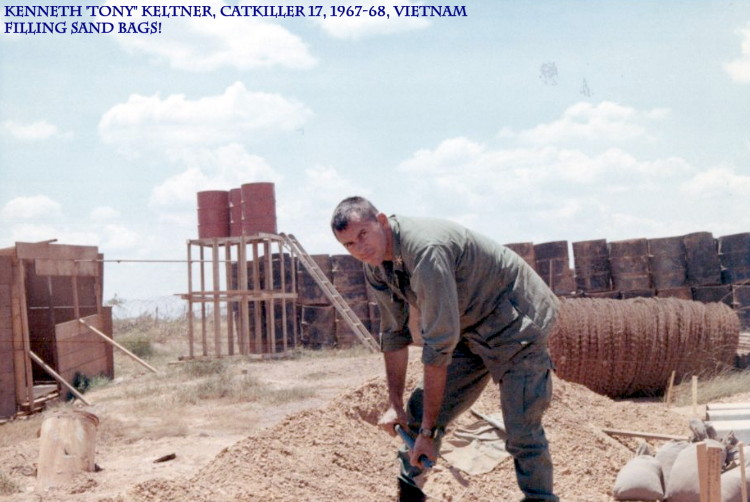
top-left (0, 346), bottom-right (747, 502)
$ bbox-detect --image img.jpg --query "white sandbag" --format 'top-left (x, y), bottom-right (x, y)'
top-left (720, 454), bottom-right (750, 502)
top-left (613, 455), bottom-right (664, 501)
top-left (655, 440), bottom-right (689, 487)
top-left (666, 440), bottom-right (726, 502)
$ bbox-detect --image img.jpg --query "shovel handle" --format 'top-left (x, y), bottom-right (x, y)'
top-left (394, 424), bottom-right (435, 469)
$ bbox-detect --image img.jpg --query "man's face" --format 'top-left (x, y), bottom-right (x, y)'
top-left (334, 213), bottom-right (391, 266)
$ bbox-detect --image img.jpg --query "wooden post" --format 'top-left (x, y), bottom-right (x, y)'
top-left (265, 240), bottom-right (275, 354)
top-left (200, 244), bottom-right (207, 356)
top-left (212, 239), bottom-right (221, 357)
top-left (739, 442), bottom-right (747, 502)
top-left (15, 260), bottom-right (35, 411)
top-left (28, 351), bottom-right (90, 405)
top-left (79, 319), bottom-right (158, 374)
top-left (252, 241), bottom-right (261, 353)
top-left (187, 241), bottom-right (194, 359)
top-left (696, 441), bottom-right (722, 502)
top-left (290, 249), bottom-right (298, 347)
top-left (239, 237), bottom-right (249, 355)
top-left (692, 375), bottom-right (699, 417)
top-left (665, 370), bottom-right (676, 407)
top-left (279, 240), bottom-right (288, 353)
top-left (225, 243), bottom-right (234, 356)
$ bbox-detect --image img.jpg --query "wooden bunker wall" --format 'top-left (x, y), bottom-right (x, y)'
top-left (0, 243), bottom-right (114, 419)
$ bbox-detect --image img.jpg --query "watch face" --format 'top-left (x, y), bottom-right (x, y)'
top-left (419, 427), bottom-right (437, 438)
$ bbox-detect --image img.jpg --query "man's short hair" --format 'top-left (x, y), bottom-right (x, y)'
top-left (331, 196), bottom-right (379, 233)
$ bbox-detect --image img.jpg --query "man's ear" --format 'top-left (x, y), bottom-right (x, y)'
top-left (376, 213), bottom-right (389, 227)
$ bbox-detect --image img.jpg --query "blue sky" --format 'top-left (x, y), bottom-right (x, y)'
top-left (1, 1), bottom-right (749, 306)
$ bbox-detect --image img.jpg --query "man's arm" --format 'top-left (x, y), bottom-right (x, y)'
top-left (411, 363), bottom-right (447, 468)
top-left (378, 346), bottom-right (409, 436)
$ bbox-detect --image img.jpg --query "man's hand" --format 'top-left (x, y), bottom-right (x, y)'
top-left (377, 405), bottom-right (408, 437)
top-left (411, 435), bottom-right (437, 469)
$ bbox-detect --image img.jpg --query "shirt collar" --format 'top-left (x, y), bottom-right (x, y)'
top-left (388, 215), bottom-right (404, 269)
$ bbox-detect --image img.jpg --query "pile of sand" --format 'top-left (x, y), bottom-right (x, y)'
top-left (104, 367), bottom-right (692, 502)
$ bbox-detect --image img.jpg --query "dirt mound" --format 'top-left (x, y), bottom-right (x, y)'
top-left (111, 367), bottom-right (689, 501)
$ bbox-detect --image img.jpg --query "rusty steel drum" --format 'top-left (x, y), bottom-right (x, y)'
top-left (229, 188), bottom-right (243, 237)
top-left (534, 241), bottom-right (575, 295)
top-left (648, 236), bottom-right (687, 289)
top-left (241, 182), bottom-right (277, 236)
top-left (608, 238), bottom-right (651, 292)
top-left (504, 242), bottom-right (537, 271)
top-left (719, 232), bottom-right (750, 285)
top-left (572, 239), bottom-right (612, 293)
top-left (683, 232), bottom-right (721, 286)
top-left (197, 190), bottom-right (230, 239)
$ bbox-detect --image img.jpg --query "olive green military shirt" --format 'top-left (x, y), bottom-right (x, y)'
top-left (364, 215), bottom-right (559, 381)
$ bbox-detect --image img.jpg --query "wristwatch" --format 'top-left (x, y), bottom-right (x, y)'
top-left (418, 427), bottom-right (439, 439)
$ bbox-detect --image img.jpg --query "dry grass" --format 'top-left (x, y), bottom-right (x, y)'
top-left (672, 369), bottom-right (750, 406)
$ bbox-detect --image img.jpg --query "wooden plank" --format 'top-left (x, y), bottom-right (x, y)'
top-left (56, 315), bottom-right (108, 379)
top-left (706, 402), bottom-right (750, 410)
top-left (706, 419), bottom-right (750, 430)
top-left (238, 238), bottom-right (249, 355)
top-left (212, 240), bottom-right (221, 357)
top-left (739, 442), bottom-right (748, 502)
top-left (14, 260), bottom-right (34, 411)
top-left (187, 241), bottom-right (194, 359)
top-left (706, 409), bottom-right (750, 421)
top-left (79, 318), bottom-right (158, 374)
top-left (35, 259), bottom-right (99, 277)
top-left (225, 243), bottom-right (234, 356)
top-left (59, 355), bottom-right (110, 385)
top-left (57, 337), bottom-right (107, 373)
top-left (15, 242), bottom-right (99, 261)
top-left (0, 368), bottom-right (16, 417)
top-left (0, 284), bottom-right (11, 306)
top-left (600, 428), bottom-right (690, 441)
top-left (0, 256), bottom-right (14, 283)
top-left (27, 350), bottom-right (90, 405)
top-left (696, 442), bottom-right (722, 502)
top-left (199, 245), bottom-right (207, 356)
top-left (252, 242), bottom-right (261, 354)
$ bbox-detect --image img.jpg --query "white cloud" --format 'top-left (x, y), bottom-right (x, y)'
top-left (1, 195), bottom-right (63, 221)
top-left (392, 102), bottom-right (749, 245)
top-left (313, 0), bottom-right (429, 40)
top-left (150, 143), bottom-right (282, 208)
top-left (105, 0), bottom-right (316, 72)
top-left (680, 165), bottom-right (750, 199)
top-left (278, 165), bottom-right (371, 253)
top-left (725, 23), bottom-right (750, 83)
top-left (99, 82), bottom-right (312, 155)
top-left (6, 223), bottom-right (100, 247)
top-left (1, 120), bottom-right (72, 141)
top-left (510, 101), bottom-right (669, 145)
top-left (100, 224), bottom-right (141, 251)
top-left (90, 206), bottom-right (121, 223)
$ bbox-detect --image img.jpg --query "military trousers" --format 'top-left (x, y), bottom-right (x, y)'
top-left (398, 337), bottom-right (558, 501)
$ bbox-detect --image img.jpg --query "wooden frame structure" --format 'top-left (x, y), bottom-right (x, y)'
top-left (182, 233), bottom-right (298, 358)
top-left (0, 241), bottom-right (114, 419)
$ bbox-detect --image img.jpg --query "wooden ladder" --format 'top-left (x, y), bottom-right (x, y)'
top-left (281, 233), bottom-right (379, 353)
